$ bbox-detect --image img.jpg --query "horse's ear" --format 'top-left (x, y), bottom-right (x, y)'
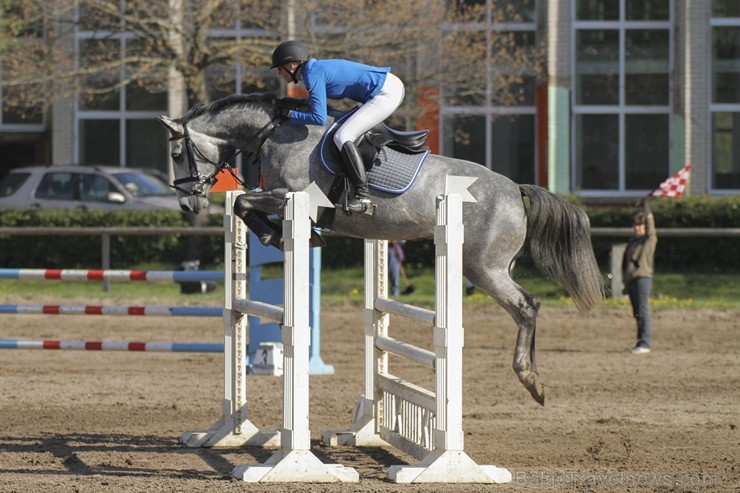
top-left (157, 115), bottom-right (183, 136)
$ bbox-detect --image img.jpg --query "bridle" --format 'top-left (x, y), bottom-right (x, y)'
top-left (169, 110), bottom-right (284, 197)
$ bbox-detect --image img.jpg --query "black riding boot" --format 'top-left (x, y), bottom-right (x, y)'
top-left (340, 141), bottom-right (374, 213)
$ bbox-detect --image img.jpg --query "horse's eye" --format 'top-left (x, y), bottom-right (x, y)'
top-left (171, 141), bottom-right (183, 161)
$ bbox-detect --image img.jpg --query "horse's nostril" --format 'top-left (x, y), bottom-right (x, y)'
top-left (180, 204), bottom-right (192, 213)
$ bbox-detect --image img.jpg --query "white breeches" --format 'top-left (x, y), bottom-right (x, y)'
top-left (333, 72), bottom-right (405, 149)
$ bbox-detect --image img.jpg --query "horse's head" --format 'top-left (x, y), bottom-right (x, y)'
top-left (156, 115), bottom-right (224, 214)
top-left (157, 93), bottom-right (285, 215)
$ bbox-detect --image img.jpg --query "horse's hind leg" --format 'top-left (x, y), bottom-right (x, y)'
top-left (467, 267), bottom-right (544, 405)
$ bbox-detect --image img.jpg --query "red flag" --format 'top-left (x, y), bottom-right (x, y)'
top-left (651, 164), bottom-right (691, 198)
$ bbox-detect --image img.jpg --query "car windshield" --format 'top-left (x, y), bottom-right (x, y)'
top-left (0, 172), bottom-right (31, 197)
top-left (112, 171), bottom-right (173, 197)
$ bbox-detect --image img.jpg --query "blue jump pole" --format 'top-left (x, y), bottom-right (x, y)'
top-left (247, 231), bottom-right (333, 375)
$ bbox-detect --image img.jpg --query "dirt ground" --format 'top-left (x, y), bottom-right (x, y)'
top-left (0, 300), bottom-right (737, 493)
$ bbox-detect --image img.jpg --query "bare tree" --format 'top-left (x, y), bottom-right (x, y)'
top-left (0, 0), bottom-right (281, 118)
top-left (0, 0), bottom-right (542, 126)
top-left (295, 0), bottom-right (543, 124)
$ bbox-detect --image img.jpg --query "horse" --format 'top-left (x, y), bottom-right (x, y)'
top-left (157, 93), bottom-right (604, 405)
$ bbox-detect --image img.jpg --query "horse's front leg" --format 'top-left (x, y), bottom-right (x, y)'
top-left (233, 189), bottom-right (325, 250)
top-left (234, 189), bottom-right (287, 249)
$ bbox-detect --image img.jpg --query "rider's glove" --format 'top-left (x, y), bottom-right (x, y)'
top-left (274, 99), bottom-right (296, 120)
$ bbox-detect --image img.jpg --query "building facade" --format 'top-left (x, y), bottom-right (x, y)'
top-left (1, 0), bottom-right (738, 199)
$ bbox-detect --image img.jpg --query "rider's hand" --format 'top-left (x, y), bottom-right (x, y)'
top-left (275, 100), bottom-right (295, 120)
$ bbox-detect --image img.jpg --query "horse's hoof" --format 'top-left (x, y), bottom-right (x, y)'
top-left (524, 373), bottom-right (545, 406)
top-left (258, 234), bottom-right (284, 252)
top-left (309, 232), bottom-right (327, 248)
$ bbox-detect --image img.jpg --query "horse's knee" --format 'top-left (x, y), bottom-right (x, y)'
top-left (233, 194), bottom-right (251, 218)
top-left (531, 295), bottom-right (542, 312)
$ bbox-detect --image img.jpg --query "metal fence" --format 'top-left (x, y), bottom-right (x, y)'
top-left (2, 226), bottom-right (738, 298)
top-left (0, 226), bottom-right (223, 291)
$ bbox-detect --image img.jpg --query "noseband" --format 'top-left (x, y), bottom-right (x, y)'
top-left (169, 112), bottom-right (284, 197)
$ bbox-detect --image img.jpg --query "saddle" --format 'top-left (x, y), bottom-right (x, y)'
top-left (356, 122), bottom-right (430, 171)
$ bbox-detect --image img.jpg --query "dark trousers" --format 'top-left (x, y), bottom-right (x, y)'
top-left (388, 245), bottom-right (400, 296)
top-left (627, 277), bottom-right (653, 348)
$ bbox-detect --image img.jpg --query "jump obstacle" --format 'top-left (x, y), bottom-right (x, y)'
top-left (2, 184), bottom-right (511, 483)
top-left (0, 304), bottom-right (221, 316)
top-left (0, 269), bottom-right (224, 351)
top-left (0, 247), bottom-right (331, 372)
top-left (187, 181), bottom-right (510, 483)
top-left (0, 268), bottom-right (223, 318)
top-left (0, 268), bottom-right (223, 282)
top-left (0, 339), bottom-right (222, 352)
top-left (321, 180), bottom-right (511, 483)
top-left (183, 188), bottom-right (360, 482)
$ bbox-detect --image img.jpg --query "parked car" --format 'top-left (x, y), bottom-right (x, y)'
top-left (0, 165), bottom-right (182, 211)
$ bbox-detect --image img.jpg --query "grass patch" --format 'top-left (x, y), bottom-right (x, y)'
top-left (1, 265), bottom-right (738, 310)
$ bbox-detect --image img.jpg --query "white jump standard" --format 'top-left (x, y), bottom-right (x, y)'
top-left (182, 189), bottom-right (358, 482)
top-left (179, 190), bottom-right (280, 449)
top-left (323, 179), bottom-right (512, 483)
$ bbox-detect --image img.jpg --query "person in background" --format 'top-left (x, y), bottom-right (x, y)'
top-left (622, 197), bottom-right (658, 354)
top-left (388, 240), bottom-right (405, 296)
top-left (270, 40), bottom-right (405, 213)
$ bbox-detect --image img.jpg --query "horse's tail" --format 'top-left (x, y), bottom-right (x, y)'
top-left (519, 184), bottom-right (605, 312)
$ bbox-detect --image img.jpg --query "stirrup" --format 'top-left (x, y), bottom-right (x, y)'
top-left (347, 197), bottom-right (374, 215)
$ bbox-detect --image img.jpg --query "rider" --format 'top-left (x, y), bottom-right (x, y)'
top-left (270, 40), bottom-right (405, 213)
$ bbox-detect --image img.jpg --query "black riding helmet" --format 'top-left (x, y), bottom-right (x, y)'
top-left (271, 40), bottom-right (310, 84)
top-left (270, 40), bottom-right (310, 69)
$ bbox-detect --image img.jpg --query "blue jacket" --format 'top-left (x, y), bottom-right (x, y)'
top-left (289, 58), bottom-right (390, 126)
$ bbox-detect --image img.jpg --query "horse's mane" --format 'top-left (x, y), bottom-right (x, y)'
top-left (175, 93), bottom-right (278, 124)
top-left (176, 92), bottom-right (347, 125)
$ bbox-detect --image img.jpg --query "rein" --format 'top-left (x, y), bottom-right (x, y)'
top-left (169, 112), bottom-right (283, 196)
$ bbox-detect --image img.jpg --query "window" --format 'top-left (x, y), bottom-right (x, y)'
top-left (36, 173), bottom-right (77, 200)
top-left (711, 11), bottom-right (740, 190)
top-left (492, 114), bottom-right (535, 184)
top-left (713, 0), bottom-right (740, 18)
top-left (573, 0), bottom-right (671, 195)
top-left (126, 119), bottom-right (168, 173)
top-left (0, 5), bottom-right (45, 128)
top-left (112, 171), bottom-right (172, 197)
top-left (75, 1), bottom-right (280, 175)
top-left (0, 172), bottom-right (31, 197)
top-left (575, 114), bottom-right (618, 190)
top-left (441, 0), bottom-right (538, 184)
top-left (443, 115), bottom-right (486, 166)
top-left (712, 113), bottom-right (740, 189)
top-left (80, 174), bottom-right (117, 202)
top-left (576, 0), bottom-right (619, 21)
top-left (2, 85), bottom-right (44, 125)
top-left (78, 39), bottom-right (121, 111)
top-left (79, 120), bottom-right (120, 165)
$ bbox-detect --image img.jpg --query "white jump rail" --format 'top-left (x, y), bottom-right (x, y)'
top-left (323, 180), bottom-right (512, 484)
top-left (182, 189), bottom-right (358, 483)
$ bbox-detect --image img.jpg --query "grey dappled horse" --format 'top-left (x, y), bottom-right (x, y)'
top-left (157, 93), bottom-right (604, 405)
